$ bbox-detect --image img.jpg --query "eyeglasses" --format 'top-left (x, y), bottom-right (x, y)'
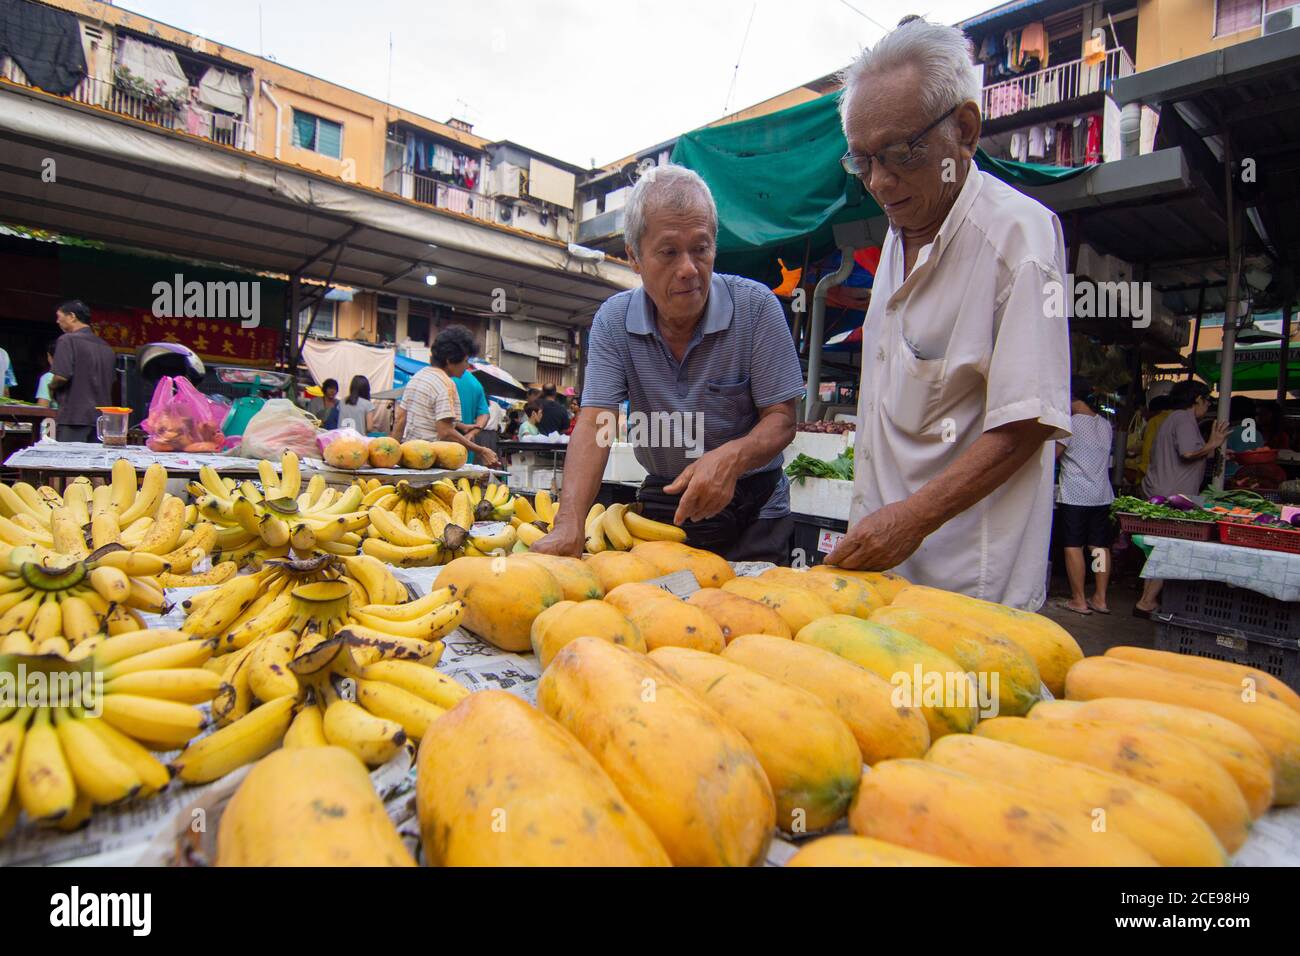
top-left (840, 104), bottom-right (961, 178)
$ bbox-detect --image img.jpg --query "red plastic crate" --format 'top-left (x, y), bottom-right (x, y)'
top-left (1217, 520), bottom-right (1300, 554)
top-left (1115, 513), bottom-right (1216, 542)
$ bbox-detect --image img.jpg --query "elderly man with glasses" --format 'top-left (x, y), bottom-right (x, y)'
top-left (824, 19), bottom-right (1071, 611)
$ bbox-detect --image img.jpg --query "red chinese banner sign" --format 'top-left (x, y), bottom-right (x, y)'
top-left (92, 307), bottom-right (279, 367)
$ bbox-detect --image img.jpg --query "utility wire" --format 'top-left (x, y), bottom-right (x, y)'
top-left (724, 2), bottom-right (759, 114)
top-left (837, 0), bottom-right (892, 34)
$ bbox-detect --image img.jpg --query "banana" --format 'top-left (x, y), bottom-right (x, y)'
top-left (289, 523), bottom-right (317, 555)
top-left (56, 594), bottom-right (101, 645)
top-left (30, 598), bottom-right (62, 644)
top-left (257, 459), bottom-right (280, 495)
top-left (199, 466), bottom-right (231, 500)
top-left (316, 485), bottom-right (363, 516)
top-left (622, 508), bottom-right (687, 543)
top-left (157, 562), bottom-right (238, 590)
top-left (80, 718), bottom-right (171, 793)
top-left (170, 695), bottom-right (296, 783)
top-left (584, 503), bottom-right (607, 553)
top-left (360, 538), bottom-right (443, 567)
top-left (0, 592), bottom-right (41, 632)
top-left (102, 640), bottom-right (213, 679)
top-left (349, 599), bottom-right (464, 641)
top-left (108, 458), bottom-right (137, 515)
top-left (600, 502), bottom-right (634, 551)
top-left (302, 473), bottom-right (327, 510)
top-left (99, 693), bottom-right (206, 748)
top-left (534, 490), bottom-right (556, 525)
top-left (118, 517), bottom-right (155, 550)
top-left (14, 482), bottom-right (55, 520)
top-left (0, 483), bottom-right (42, 522)
top-left (449, 491), bottom-right (474, 532)
top-left (369, 506), bottom-right (433, 547)
top-left (105, 605), bottom-right (146, 636)
top-left (0, 587), bottom-right (31, 618)
top-left (103, 668), bottom-right (223, 704)
top-left (61, 482), bottom-right (91, 527)
top-left (182, 573), bottom-right (266, 637)
top-left (279, 451), bottom-right (302, 499)
top-left (159, 522), bottom-right (216, 573)
top-left (54, 708), bottom-right (142, 805)
top-left (360, 659), bottom-right (470, 710)
top-left (356, 587), bottom-right (454, 622)
top-left (283, 702), bottom-right (329, 748)
top-left (124, 577), bottom-right (167, 614)
top-left (361, 483), bottom-right (396, 508)
top-left (66, 636), bottom-right (102, 661)
top-left (321, 696), bottom-right (405, 765)
top-left (17, 708), bottom-right (76, 820)
top-left (117, 463), bottom-right (165, 526)
top-left (339, 554), bottom-right (408, 604)
top-left (231, 497), bottom-right (262, 537)
top-left (468, 525), bottom-right (517, 554)
top-left (337, 625), bottom-right (444, 667)
top-left (0, 514), bottom-right (52, 547)
top-left (513, 495), bottom-right (540, 525)
top-left (93, 550), bottom-right (170, 577)
top-left (0, 708), bottom-right (29, 815)
top-left (87, 511), bottom-right (120, 549)
top-left (50, 507), bottom-right (88, 557)
top-left (515, 522), bottom-right (547, 548)
top-left (0, 629), bottom-right (33, 656)
top-left (355, 679), bottom-right (446, 740)
top-left (222, 593), bottom-right (295, 650)
top-left (258, 514), bottom-right (291, 548)
top-left (134, 496), bottom-right (186, 555)
top-left (92, 628), bottom-right (189, 667)
top-left (211, 652), bottom-right (254, 727)
top-left (247, 629), bottom-right (300, 703)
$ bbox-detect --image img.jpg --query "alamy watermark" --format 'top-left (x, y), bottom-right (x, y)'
top-left (0, 665), bottom-right (104, 715)
top-left (152, 273), bottom-right (260, 329)
top-left (594, 410), bottom-right (704, 458)
top-left (889, 664), bottom-right (1001, 720)
top-left (1044, 274), bottom-right (1152, 328)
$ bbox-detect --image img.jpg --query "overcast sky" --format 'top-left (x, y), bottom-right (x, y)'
top-left (117, 0), bottom-right (995, 167)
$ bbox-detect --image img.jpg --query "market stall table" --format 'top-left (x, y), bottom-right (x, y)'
top-left (0, 404), bottom-right (57, 466)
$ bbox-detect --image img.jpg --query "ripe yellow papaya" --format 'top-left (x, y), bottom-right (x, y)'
top-left (530, 599), bottom-right (646, 670)
top-left (399, 439), bottom-right (437, 470)
top-left (870, 605), bottom-right (1042, 716)
top-left (973, 717), bottom-right (1252, 852)
top-left (216, 747), bottom-right (415, 866)
top-left (649, 645), bottom-right (861, 833)
top-left (786, 834), bottom-right (962, 867)
top-left (603, 582), bottom-right (725, 654)
top-left (925, 733), bottom-right (1228, 867)
top-left (686, 588), bottom-right (791, 643)
top-left (537, 637), bottom-right (775, 866)
top-left (628, 540), bottom-right (734, 588)
top-left (890, 585), bottom-right (1082, 696)
top-left (795, 614), bottom-right (980, 739)
top-left (1030, 695), bottom-right (1275, 818)
top-left (1065, 655), bottom-right (1300, 806)
top-left (721, 577), bottom-right (835, 634)
top-left (813, 565), bottom-right (910, 602)
top-left (722, 634), bottom-right (929, 764)
top-left (757, 567), bottom-right (884, 618)
top-left (416, 691), bottom-right (670, 866)
top-left (438, 554), bottom-right (564, 652)
top-left (848, 759), bottom-right (1157, 866)
top-left (582, 551), bottom-right (661, 591)
top-left (515, 553), bottom-right (605, 601)
top-left (1104, 645), bottom-right (1300, 716)
top-left (430, 441), bottom-right (468, 470)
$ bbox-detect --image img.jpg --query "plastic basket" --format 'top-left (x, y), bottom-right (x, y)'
top-left (1154, 621), bottom-right (1300, 693)
top-left (1114, 513), bottom-right (1216, 541)
top-left (1217, 520), bottom-right (1300, 555)
top-left (1158, 578), bottom-right (1300, 646)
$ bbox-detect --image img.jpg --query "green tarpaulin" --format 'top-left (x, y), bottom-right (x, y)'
top-left (670, 91), bottom-right (1089, 283)
top-left (1196, 345), bottom-right (1299, 393)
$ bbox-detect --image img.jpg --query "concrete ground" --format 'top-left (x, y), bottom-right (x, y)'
top-left (1038, 554), bottom-right (1156, 658)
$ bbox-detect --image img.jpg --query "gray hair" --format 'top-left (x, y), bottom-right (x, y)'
top-left (838, 18), bottom-right (981, 128)
top-left (623, 164), bottom-right (718, 259)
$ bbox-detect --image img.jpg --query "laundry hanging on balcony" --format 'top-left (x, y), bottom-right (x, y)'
top-left (115, 35), bottom-right (188, 100)
top-left (0, 0), bottom-right (87, 95)
top-left (196, 66), bottom-right (247, 116)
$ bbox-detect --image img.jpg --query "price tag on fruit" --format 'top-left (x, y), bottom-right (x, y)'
top-left (816, 529), bottom-right (844, 554)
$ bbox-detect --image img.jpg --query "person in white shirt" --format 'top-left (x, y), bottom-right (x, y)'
top-left (1054, 375), bottom-right (1115, 615)
top-left (827, 18), bottom-right (1071, 610)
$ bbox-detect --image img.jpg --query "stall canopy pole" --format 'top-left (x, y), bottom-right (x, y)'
top-left (1187, 285), bottom-right (1205, 380)
top-left (805, 244), bottom-right (856, 422)
top-left (288, 272), bottom-right (302, 403)
top-left (1279, 268), bottom-right (1294, 402)
top-left (1212, 120), bottom-right (1239, 492)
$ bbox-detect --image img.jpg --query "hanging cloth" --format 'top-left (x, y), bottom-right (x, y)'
top-left (1019, 21), bottom-right (1047, 68)
top-left (463, 157), bottom-right (479, 190)
top-left (115, 35), bottom-right (188, 99)
top-left (1085, 114), bottom-right (1102, 165)
top-left (196, 67), bottom-right (246, 116)
top-left (0, 0), bottom-right (87, 95)
top-left (432, 144), bottom-right (454, 176)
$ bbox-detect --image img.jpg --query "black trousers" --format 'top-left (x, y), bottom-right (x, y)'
top-left (637, 470), bottom-right (793, 566)
top-left (56, 424), bottom-right (94, 443)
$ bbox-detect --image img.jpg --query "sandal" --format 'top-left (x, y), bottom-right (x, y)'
top-left (1054, 601), bottom-right (1092, 615)
top-left (1086, 601), bottom-right (1111, 615)
top-left (1132, 606), bottom-right (1154, 620)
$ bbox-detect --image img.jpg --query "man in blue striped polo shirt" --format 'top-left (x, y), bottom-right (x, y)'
top-left (530, 165), bottom-right (805, 563)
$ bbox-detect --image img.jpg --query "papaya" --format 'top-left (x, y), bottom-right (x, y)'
top-left (848, 759), bottom-right (1157, 866)
top-left (973, 717), bottom-right (1252, 852)
top-left (530, 599), bottom-right (646, 670)
top-left (813, 565), bottom-right (911, 602)
top-left (649, 646), bottom-right (861, 833)
top-left (795, 614), bottom-right (979, 739)
top-left (722, 577), bottom-right (835, 634)
top-left (1104, 645), bottom-right (1300, 716)
top-left (603, 582), bottom-right (725, 654)
top-left (216, 747), bottom-right (415, 866)
top-left (722, 635), bottom-right (929, 764)
top-left (538, 637), bottom-right (775, 866)
top-left (582, 551), bottom-right (661, 591)
top-left (416, 691), bottom-right (669, 866)
top-left (890, 584), bottom-right (1082, 696)
top-left (1030, 696), bottom-right (1275, 818)
top-left (628, 540), bottom-right (734, 588)
top-left (515, 553), bottom-right (605, 601)
top-left (1065, 655), bottom-right (1300, 806)
top-left (437, 554), bottom-right (564, 652)
top-left (430, 441), bottom-right (469, 470)
top-left (870, 605), bottom-right (1042, 716)
top-left (323, 436), bottom-right (368, 470)
top-left (399, 439), bottom-right (437, 470)
top-left (786, 834), bottom-right (962, 867)
top-left (757, 567), bottom-right (885, 618)
top-left (925, 734), bottom-right (1228, 867)
top-left (686, 588), bottom-right (791, 643)
top-left (367, 436), bottom-right (401, 468)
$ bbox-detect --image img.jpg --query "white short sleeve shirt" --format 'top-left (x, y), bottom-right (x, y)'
top-left (850, 168), bottom-right (1072, 611)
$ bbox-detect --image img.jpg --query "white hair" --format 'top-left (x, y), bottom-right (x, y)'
top-left (623, 164), bottom-right (718, 259)
top-left (838, 18), bottom-right (981, 129)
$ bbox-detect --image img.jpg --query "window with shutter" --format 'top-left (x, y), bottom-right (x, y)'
top-left (1215, 0), bottom-right (1262, 35)
top-left (291, 110), bottom-right (343, 159)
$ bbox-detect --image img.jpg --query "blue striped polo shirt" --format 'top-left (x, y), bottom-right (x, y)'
top-left (582, 272), bottom-right (805, 518)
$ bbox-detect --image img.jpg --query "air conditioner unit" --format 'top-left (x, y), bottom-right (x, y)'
top-left (1264, 7), bottom-right (1299, 34)
top-left (489, 163), bottom-right (523, 199)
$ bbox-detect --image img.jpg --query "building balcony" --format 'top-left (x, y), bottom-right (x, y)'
top-left (384, 165), bottom-right (502, 225)
top-left (981, 47), bottom-right (1135, 131)
top-left (1, 59), bottom-right (253, 150)
top-left (576, 206), bottom-right (625, 247)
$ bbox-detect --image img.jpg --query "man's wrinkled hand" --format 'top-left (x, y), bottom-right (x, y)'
top-left (527, 522), bottom-right (584, 558)
top-left (664, 448), bottom-right (738, 525)
top-left (825, 500), bottom-right (930, 571)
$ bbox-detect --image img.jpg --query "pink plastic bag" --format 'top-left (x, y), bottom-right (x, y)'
top-left (143, 376), bottom-right (228, 452)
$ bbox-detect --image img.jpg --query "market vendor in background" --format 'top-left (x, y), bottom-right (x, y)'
top-left (824, 19), bottom-right (1071, 610)
top-left (51, 300), bottom-right (115, 443)
top-left (530, 165), bottom-right (805, 563)
top-left (391, 325), bottom-right (499, 468)
top-left (453, 350), bottom-right (492, 462)
top-left (306, 379), bottom-right (340, 429)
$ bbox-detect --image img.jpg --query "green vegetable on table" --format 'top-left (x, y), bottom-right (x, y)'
top-left (1109, 496), bottom-right (1216, 522)
top-left (785, 447), bottom-right (854, 483)
top-left (1200, 488), bottom-right (1281, 515)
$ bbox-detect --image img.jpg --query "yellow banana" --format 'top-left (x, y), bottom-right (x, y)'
top-left (231, 497), bottom-right (262, 536)
top-left (356, 679), bottom-right (446, 740)
top-left (103, 668), bottom-right (223, 704)
top-left (584, 504), bottom-right (607, 553)
top-left (92, 628), bottom-right (189, 667)
top-left (339, 554), bottom-right (408, 604)
top-left (108, 458), bottom-right (137, 515)
top-left (449, 491), bottom-right (474, 531)
top-left (30, 597), bottom-right (62, 644)
top-left (124, 577), bottom-right (167, 614)
top-left (361, 483), bottom-right (396, 507)
top-left (321, 697), bottom-right (405, 766)
top-left (102, 639), bottom-right (213, 679)
top-left (289, 523), bottom-right (317, 555)
top-left (349, 599), bottom-right (464, 641)
top-left (211, 652), bottom-right (254, 727)
top-left (337, 624), bottom-right (444, 665)
top-left (356, 587), bottom-right (454, 622)
top-left (622, 508), bottom-right (687, 543)
top-left (369, 506), bottom-right (433, 547)
top-left (99, 693), bottom-right (206, 749)
top-left (182, 573), bottom-right (265, 637)
top-left (513, 495), bottom-right (539, 524)
top-left (302, 473), bottom-right (327, 510)
top-left (157, 561), bottom-right (238, 590)
top-left (17, 708), bottom-right (76, 821)
top-left (0, 483), bottom-right (42, 522)
top-left (0, 708), bottom-right (30, 813)
top-left (283, 702), bottom-right (329, 748)
top-left (117, 463), bottom-right (166, 526)
top-left (199, 465), bottom-right (232, 500)
top-left (105, 605), bottom-right (146, 636)
top-left (92, 550), bottom-right (169, 577)
top-left (257, 459), bottom-right (280, 494)
top-left (0, 592), bottom-right (41, 632)
top-left (14, 482), bottom-right (54, 520)
top-left (222, 593), bottom-right (295, 650)
top-left (515, 522), bottom-right (547, 547)
top-left (54, 707), bottom-right (142, 805)
top-left (279, 451), bottom-right (302, 499)
top-left (59, 594), bottom-right (101, 645)
top-left (50, 507), bottom-right (88, 557)
top-left (80, 718), bottom-right (171, 793)
top-left (469, 524), bottom-right (517, 554)
top-left (170, 695), bottom-right (296, 783)
top-left (247, 629), bottom-right (300, 702)
top-left (160, 523), bottom-right (216, 574)
top-left (535, 490), bottom-right (556, 525)
top-left (258, 513), bottom-right (290, 548)
top-left (61, 482), bottom-right (92, 527)
top-left (600, 502), bottom-right (634, 551)
top-left (89, 511), bottom-right (121, 549)
top-left (0, 514), bottom-right (52, 547)
top-left (360, 659), bottom-right (470, 710)
top-left (134, 496), bottom-right (186, 555)
top-left (360, 537), bottom-right (443, 567)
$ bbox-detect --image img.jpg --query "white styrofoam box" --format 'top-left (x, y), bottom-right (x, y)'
top-left (788, 476), bottom-right (853, 521)
top-left (581, 198), bottom-right (598, 221)
top-left (507, 462), bottom-right (531, 488)
top-left (603, 442), bottom-right (647, 483)
top-left (604, 186), bottom-right (628, 211)
top-left (781, 430), bottom-right (854, 467)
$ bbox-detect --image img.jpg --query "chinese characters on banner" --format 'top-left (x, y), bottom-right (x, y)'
top-left (92, 307), bottom-right (279, 366)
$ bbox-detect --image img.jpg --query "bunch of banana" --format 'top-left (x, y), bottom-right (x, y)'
top-left (581, 502), bottom-right (686, 554)
top-left (362, 478), bottom-right (517, 565)
top-left (188, 452), bottom-right (371, 568)
top-left (0, 627), bottom-right (219, 837)
top-left (169, 574), bottom-right (468, 782)
top-left (0, 544), bottom-right (188, 653)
